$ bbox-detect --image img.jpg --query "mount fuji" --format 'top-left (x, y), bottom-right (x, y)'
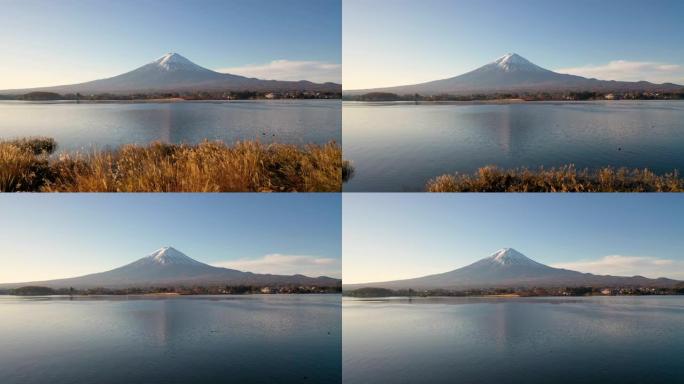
top-left (0, 247), bottom-right (341, 289)
top-left (345, 53), bottom-right (683, 95)
top-left (1, 53), bottom-right (341, 95)
top-left (344, 248), bottom-right (681, 290)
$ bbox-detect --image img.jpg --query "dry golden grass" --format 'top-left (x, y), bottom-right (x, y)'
top-left (8, 137), bottom-right (58, 155)
top-left (1, 138), bottom-right (341, 192)
top-left (0, 138), bottom-right (54, 191)
top-left (426, 165), bottom-right (684, 192)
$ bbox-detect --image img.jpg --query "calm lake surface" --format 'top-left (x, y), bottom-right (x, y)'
top-left (343, 296), bottom-right (684, 384)
top-left (343, 101), bottom-right (684, 191)
top-left (0, 294), bottom-right (341, 384)
top-left (0, 100), bottom-right (340, 152)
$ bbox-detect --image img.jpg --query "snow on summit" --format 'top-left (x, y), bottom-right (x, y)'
top-left (488, 248), bottom-right (537, 266)
top-left (144, 246), bottom-right (205, 266)
top-left (492, 53), bottom-right (544, 72)
top-left (152, 52), bottom-right (203, 71)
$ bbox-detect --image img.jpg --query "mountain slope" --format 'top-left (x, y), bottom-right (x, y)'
top-left (1, 53), bottom-right (341, 95)
top-left (344, 248), bottom-right (681, 290)
top-left (346, 53), bottom-right (683, 95)
top-left (0, 247), bottom-right (340, 289)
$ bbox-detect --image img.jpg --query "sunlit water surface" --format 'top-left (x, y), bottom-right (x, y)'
top-left (343, 101), bottom-right (684, 191)
top-left (0, 295), bottom-right (341, 384)
top-left (0, 100), bottom-right (340, 152)
top-left (343, 296), bottom-right (684, 384)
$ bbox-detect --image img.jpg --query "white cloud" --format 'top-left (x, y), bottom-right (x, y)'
top-left (213, 254), bottom-right (341, 278)
top-left (552, 255), bottom-right (684, 280)
top-left (216, 60), bottom-right (341, 83)
top-left (555, 60), bottom-right (684, 84)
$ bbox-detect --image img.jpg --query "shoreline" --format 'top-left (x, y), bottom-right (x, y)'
top-left (343, 293), bottom-right (682, 299)
top-left (1, 98), bottom-right (341, 104)
top-left (2, 292), bottom-right (342, 298)
top-left (342, 99), bottom-right (684, 105)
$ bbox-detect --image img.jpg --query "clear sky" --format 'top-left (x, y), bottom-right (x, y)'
top-left (343, 0), bottom-right (684, 89)
top-left (0, 194), bottom-right (341, 283)
top-left (344, 194), bottom-right (684, 283)
top-left (0, 0), bottom-right (341, 89)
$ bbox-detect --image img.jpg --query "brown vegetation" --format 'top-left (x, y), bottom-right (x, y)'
top-left (426, 165), bottom-right (684, 192)
top-left (0, 137), bottom-right (341, 192)
top-left (342, 160), bottom-right (355, 183)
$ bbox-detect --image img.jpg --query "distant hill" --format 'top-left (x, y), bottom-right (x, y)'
top-left (345, 53), bottom-right (683, 96)
top-left (0, 53), bottom-right (341, 95)
top-left (344, 248), bottom-right (681, 290)
top-left (0, 247), bottom-right (341, 289)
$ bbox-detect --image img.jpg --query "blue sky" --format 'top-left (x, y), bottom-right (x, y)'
top-left (344, 194), bottom-right (684, 283)
top-left (0, 0), bottom-right (341, 88)
top-left (344, 0), bottom-right (684, 89)
top-left (0, 194), bottom-right (341, 283)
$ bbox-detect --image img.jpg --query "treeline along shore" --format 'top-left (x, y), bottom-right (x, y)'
top-left (1, 90), bottom-right (340, 102)
top-left (344, 285), bottom-right (684, 298)
top-left (344, 90), bottom-right (684, 102)
top-left (1, 137), bottom-right (342, 192)
top-left (1, 285), bottom-right (342, 296)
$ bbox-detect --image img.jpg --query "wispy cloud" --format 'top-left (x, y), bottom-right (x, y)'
top-left (552, 255), bottom-right (684, 280)
top-left (213, 254), bottom-right (341, 278)
top-left (555, 60), bottom-right (684, 84)
top-left (216, 60), bottom-right (341, 83)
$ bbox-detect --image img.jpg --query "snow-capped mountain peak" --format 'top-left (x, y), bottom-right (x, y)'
top-left (0, 52), bottom-right (341, 95)
top-left (488, 248), bottom-right (536, 266)
top-left (144, 246), bottom-right (204, 266)
top-left (152, 52), bottom-right (203, 71)
top-left (492, 53), bottom-right (543, 72)
top-left (343, 247), bottom-right (683, 291)
top-left (0, 246), bottom-right (341, 289)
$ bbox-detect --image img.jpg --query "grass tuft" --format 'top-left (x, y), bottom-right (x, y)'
top-left (426, 165), bottom-right (684, 192)
top-left (9, 137), bottom-right (58, 155)
top-left (1, 138), bottom-right (341, 192)
top-left (0, 138), bottom-right (55, 191)
top-left (342, 160), bottom-right (355, 183)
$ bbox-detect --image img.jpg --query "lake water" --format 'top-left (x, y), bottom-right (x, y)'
top-left (0, 100), bottom-right (340, 153)
top-left (343, 101), bottom-right (684, 191)
top-left (0, 294), bottom-right (341, 384)
top-left (343, 296), bottom-right (684, 384)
